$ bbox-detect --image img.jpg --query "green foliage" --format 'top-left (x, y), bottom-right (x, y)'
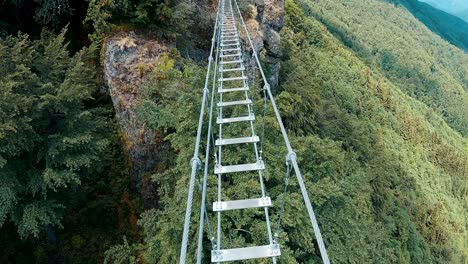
top-left (108, 0), bottom-right (467, 263)
top-left (388, 0), bottom-right (468, 51)
top-left (0, 29), bottom-right (109, 239)
top-left (85, 0), bottom-right (197, 39)
top-left (278, 0), bottom-right (467, 262)
top-left (104, 236), bottom-right (138, 264)
top-left (2, 0), bottom-right (73, 27)
top-left (301, 0), bottom-right (468, 136)
top-left (34, 0), bottom-right (73, 26)
top-left (238, 0), bottom-right (256, 19)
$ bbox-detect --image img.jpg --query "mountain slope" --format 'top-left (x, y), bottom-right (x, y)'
top-left (277, 0), bottom-right (467, 262)
top-left (393, 0), bottom-right (468, 51)
top-left (300, 0), bottom-right (468, 137)
top-left (113, 0), bottom-right (468, 263)
top-left (419, 0), bottom-right (468, 21)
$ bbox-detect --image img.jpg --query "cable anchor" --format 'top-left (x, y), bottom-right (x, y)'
top-left (286, 151), bottom-right (297, 164)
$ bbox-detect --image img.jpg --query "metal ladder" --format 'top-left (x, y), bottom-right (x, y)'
top-left (211, 0), bottom-right (281, 262)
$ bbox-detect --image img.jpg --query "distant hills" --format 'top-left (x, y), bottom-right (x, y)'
top-left (395, 0), bottom-right (468, 51)
top-left (419, 0), bottom-right (468, 21)
top-left (456, 9), bottom-right (468, 21)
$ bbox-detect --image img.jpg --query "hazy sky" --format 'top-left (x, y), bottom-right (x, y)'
top-left (419, 0), bottom-right (468, 13)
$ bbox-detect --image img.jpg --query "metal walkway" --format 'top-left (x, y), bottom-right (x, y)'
top-left (179, 0), bottom-right (330, 262)
top-left (211, 0), bottom-right (279, 262)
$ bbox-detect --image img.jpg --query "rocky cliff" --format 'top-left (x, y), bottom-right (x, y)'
top-left (102, 0), bottom-right (285, 208)
top-left (242, 0), bottom-right (284, 88)
top-left (103, 32), bottom-right (173, 209)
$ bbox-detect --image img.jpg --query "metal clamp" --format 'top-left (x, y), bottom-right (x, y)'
top-left (213, 201), bottom-right (223, 210)
top-left (270, 243), bottom-right (280, 255)
top-left (191, 157), bottom-right (201, 169)
top-left (263, 83), bottom-right (270, 91)
top-left (286, 152), bottom-right (297, 164)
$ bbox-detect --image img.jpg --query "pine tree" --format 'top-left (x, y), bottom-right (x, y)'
top-left (0, 29), bottom-right (109, 239)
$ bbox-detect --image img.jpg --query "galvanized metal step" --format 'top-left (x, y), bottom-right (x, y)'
top-left (214, 160), bottom-right (264, 174)
top-left (219, 59), bottom-right (242, 64)
top-left (213, 196), bottom-right (271, 212)
top-left (217, 114), bottom-right (255, 124)
top-left (220, 53), bottom-right (241, 58)
top-left (222, 48), bottom-right (241, 53)
top-left (219, 66), bottom-right (244, 73)
top-left (221, 37), bottom-right (237, 42)
top-left (220, 43), bottom-right (239, 48)
top-left (221, 34), bottom-right (236, 38)
top-left (217, 99), bottom-right (252, 107)
top-left (215, 136), bottom-right (259, 146)
top-left (211, 244), bottom-right (280, 262)
top-left (219, 76), bottom-right (247, 82)
top-left (221, 32), bottom-right (236, 36)
top-left (218, 86), bottom-right (249, 93)
top-left (221, 40), bottom-right (238, 44)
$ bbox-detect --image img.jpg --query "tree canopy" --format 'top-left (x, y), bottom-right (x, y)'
top-left (0, 29), bottom-right (109, 239)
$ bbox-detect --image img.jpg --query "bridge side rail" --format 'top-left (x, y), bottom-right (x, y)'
top-left (232, 1), bottom-right (330, 263)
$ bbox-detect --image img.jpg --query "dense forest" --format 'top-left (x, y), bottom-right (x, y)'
top-left (0, 0), bottom-right (466, 263)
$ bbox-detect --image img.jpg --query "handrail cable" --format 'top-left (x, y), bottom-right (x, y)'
top-left (179, 3), bottom-right (222, 263)
top-left (232, 1), bottom-right (330, 263)
top-left (196, 8), bottom-right (222, 263)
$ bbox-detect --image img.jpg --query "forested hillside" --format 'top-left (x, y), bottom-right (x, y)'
top-left (392, 0), bottom-right (468, 51)
top-left (108, 0), bottom-right (467, 263)
top-left (0, 0), bottom-right (466, 263)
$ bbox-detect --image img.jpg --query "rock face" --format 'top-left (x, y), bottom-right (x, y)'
top-left (103, 31), bottom-right (172, 209)
top-left (243, 0), bottom-right (285, 89)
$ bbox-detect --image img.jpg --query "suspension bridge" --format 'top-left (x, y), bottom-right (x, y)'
top-left (180, 0), bottom-right (330, 262)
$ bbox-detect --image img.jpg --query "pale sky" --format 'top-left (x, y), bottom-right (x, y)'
top-left (419, 0), bottom-right (468, 13)
top-left (419, 0), bottom-right (468, 22)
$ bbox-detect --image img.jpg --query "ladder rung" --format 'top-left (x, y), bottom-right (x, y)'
top-left (222, 48), bottom-right (241, 52)
top-left (220, 59), bottom-right (242, 64)
top-left (214, 160), bottom-right (264, 174)
top-left (220, 53), bottom-right (241, 58)
top-left (219, 76), bottom-right (247, 82)
top-left (218, 86), bottom-right (249, 93)
top-left (213, 197), bottom-right (271, 211)
top-left (217, 114), bottom-right (255, 124)
top-left (220, 43), bottom-right (239, 47)
top-left (215, 135), bottom-right (259, 146)
top-left (211, 244), bottom-right (280, 262)
top-left (221, 37), bottom-right (237, 41)
top-left (217, 99), bottom-right (252, 107)
top-left (220, 67), bottom-right (244, 73)
top-left (222, 40), bottom-right (238, 44)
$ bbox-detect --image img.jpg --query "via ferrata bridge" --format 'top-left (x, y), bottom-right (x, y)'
top-left (179, 0), bottom-right (330, 263)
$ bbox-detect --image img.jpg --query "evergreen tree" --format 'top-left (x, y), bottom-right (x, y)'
top-left (0, 29), bottom-right (109, 239)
